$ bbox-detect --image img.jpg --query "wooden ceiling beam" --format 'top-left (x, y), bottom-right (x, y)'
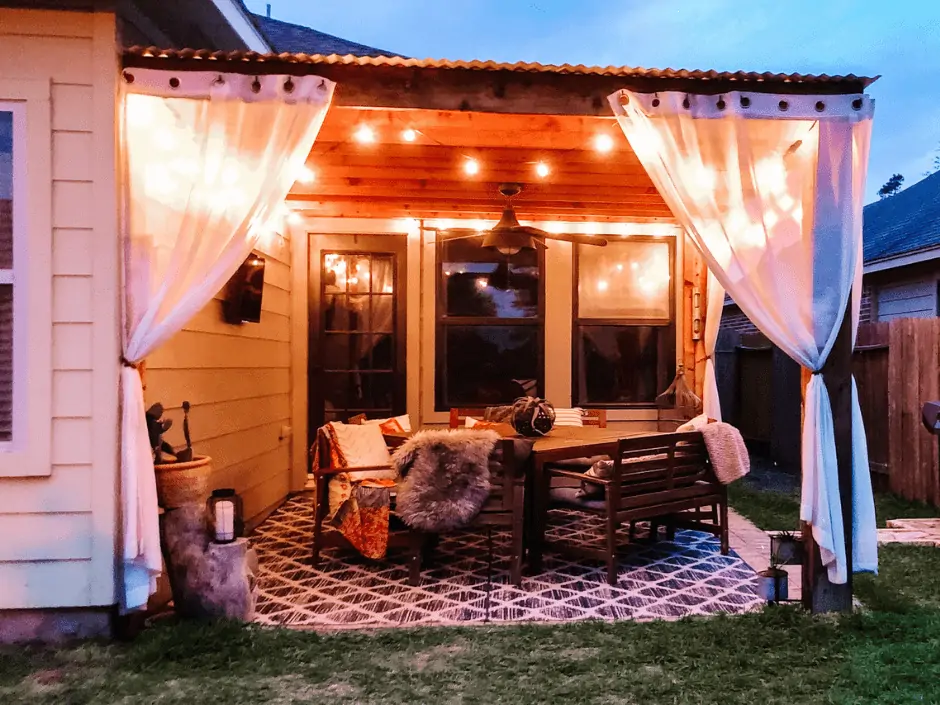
top-left (287, 194), bottom-right (673, 216)
top-left (295, 164), bottom-right (652, 182)
top-left (290, 182), bottom-right (662, 202)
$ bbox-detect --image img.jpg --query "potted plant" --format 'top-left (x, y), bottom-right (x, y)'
top-left (149, 401), bottom-right (212, 509)
top-left (769, 529), bottom-right (803, 566)
top-left (757, 537), bottom-right (791, 603)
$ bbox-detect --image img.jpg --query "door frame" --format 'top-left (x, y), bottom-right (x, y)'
top-left (306, 233), bottom-right (408, 442)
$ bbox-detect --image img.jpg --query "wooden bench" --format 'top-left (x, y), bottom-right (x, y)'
top-left (535, 431), bottom-right (728, 585)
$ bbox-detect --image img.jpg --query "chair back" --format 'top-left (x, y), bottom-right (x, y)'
top-left (479, 438), bottom-right (519, 513)
top-left (610, 432), bottom-right (715, 506)
top-left (449, 407), bottom-right (487, 428)
top-left (581, 409), bottom-right (607, 428)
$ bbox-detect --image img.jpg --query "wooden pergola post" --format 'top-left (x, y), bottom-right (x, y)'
top-left (802, 303), bottom-right (854, 613)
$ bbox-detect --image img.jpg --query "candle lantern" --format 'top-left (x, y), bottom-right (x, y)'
top-left (207, 488), bottom-right (243, 544)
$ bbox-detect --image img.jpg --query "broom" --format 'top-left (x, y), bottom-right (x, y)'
top-left (655, 363), bottom-right (702, 420)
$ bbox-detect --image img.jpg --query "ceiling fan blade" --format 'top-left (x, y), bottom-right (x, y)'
top-left (436, 228), bottom-right (483, 242)
top-left (541, 232), bottom-right (609, 247)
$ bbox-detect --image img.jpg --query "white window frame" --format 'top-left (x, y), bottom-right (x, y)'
top-left (0, 79), bottom-right (52, 477)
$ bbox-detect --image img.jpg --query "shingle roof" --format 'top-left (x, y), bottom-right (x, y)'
top-left (250, 14), bottom-right (400, 58)
top-left (863, 171), bottom-right (940, 263)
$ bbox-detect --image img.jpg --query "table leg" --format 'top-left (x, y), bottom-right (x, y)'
top-left (530, 458), bottom-right (547, 574)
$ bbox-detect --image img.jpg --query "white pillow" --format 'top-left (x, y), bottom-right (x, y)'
top-left (363, 413), bottom-right (412, 433)
top-left (328, 422), bottom-right (395, 479)
top-left (464, 416), bottom-right (484, 428)
top-left (553, 408), bottom-right (584, 427)
top-left (677, 413), bottom-right (711, 433)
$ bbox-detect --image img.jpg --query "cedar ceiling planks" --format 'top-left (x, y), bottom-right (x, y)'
top-left (290, 106), bottom-right (674, 221)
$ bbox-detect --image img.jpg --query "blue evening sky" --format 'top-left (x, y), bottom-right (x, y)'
top-left (246, 0), bottom-right (940, 204)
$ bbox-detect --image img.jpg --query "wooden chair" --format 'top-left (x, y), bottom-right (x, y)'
top-left (536, 431), bottom-right (728, 585)
top-left (310, 426), bottom-right (423, 585)
top-left (311, 427), bottom-right (526, 586)
top-left (449, 407), bottom-right (487, 428)
top-left (580, 409), bottom-right (607, 428)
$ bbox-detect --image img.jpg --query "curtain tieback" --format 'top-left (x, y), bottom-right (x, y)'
top-left (121, 357), bottom-right (140, 369)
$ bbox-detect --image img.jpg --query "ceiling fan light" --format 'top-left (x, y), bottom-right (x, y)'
top-left (497, 246), bottom-right (523, 256)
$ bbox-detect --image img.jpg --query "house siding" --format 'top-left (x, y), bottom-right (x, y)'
top-left (0, 9), bottom-right (120, 609)
top-left (145, 233), bottom-right (295, 523)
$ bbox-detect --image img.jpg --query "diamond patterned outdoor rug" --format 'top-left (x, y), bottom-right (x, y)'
top-left (252, 495), bottom-right (762, 628)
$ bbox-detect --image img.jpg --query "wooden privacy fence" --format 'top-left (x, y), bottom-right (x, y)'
top-left (855, 319), bottom-right (940, 506)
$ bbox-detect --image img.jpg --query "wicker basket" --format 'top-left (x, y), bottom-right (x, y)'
top-left (154, 456), bottom-right (212, 509)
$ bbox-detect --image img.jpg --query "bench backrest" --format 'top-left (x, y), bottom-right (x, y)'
top-left (611, 432), bottom-right (716, 508)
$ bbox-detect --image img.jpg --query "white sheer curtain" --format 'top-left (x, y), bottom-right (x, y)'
top-left (702, 269), bottom-right (723, 421)
top-left (120, 69), bottom-right (334, 610)
top-left (611, 90), bottom-right (876, 583)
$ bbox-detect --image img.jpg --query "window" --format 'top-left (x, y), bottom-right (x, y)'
top-left (0, 82), bottom-right (52, 477)
top-left (0, 108), bottom-right (13, 442)
top-left (574, 238), bottom-right (675, 406)
top-left (435, 236), bottom-right (543, 408)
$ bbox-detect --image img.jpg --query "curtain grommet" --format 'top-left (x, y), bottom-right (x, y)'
top-left (815, 100), bottom-right (825, 112)
top-left (651, 96), bottom-right (660, 108)
top-left (284, 77), bottom-right (295, 93)
top-left (168, 77), bottom-right (180, 89)
top-left (716, 97), bottom-right (726, 110)
top-left (778, 99), bottom-right (789, 112)
top-left (740, 96), bottom-right (751, 108)
top-left (213, 75), bottom-right (225, 86)
top-left (122, 71), bottom-right (135, 84)
top-left (619, 92), bottom-right (630, 106)
top-left (682, 96), bottom-right (691, 109)
top-left (852, 98), bottom-right (863, 111)
top-left (251, 77), bottom-right (262, 94)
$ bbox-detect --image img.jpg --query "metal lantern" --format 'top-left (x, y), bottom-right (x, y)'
top-left (207, 488), bottom-right (243, 544)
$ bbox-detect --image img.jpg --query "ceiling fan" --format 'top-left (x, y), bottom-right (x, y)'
top-left (437, 183), bottom-right (609, 255)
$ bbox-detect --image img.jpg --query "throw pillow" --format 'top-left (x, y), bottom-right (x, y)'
top-left (553, 408), bottom-right (585, 427)
top-left (677, 413), bottom-right (715, 433)
top-left (577, 458), bottom-right (613, 499)
top-left (363, 414), bottom-right (412, 433)
top-left (327, 422), bottom-right (397, 480)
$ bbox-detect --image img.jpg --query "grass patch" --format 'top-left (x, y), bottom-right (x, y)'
top-left (728, 470), bottom-right (939, 532)
top-left (1, 604), bottom-right (939, 704)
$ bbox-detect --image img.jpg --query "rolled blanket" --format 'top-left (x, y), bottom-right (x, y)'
top-left (392, 429), bottom-right (499, 532)
top-left (699, 422), bottom-right (750, 485)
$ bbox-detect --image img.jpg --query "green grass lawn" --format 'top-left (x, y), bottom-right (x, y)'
top-left (2, 543), bottom-right (940, 705)
top-left (728, 474), bottom-right (939, 532)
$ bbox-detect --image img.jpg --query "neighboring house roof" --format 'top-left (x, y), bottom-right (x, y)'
top-left (249, 13), bottom-right (400, 57)
top-left (863, 170), bottom-right (940, 263)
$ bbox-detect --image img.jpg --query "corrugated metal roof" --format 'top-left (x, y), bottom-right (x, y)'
top-left (121, 46), bottom-right (876, 87)
top-left (864, 171), bottom-right (940, 263)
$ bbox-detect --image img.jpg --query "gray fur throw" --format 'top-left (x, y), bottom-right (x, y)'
top-left (392, 429), bottom-right (499, 532)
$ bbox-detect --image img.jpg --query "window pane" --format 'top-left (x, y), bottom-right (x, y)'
top-left (441, 325), bottom-right (540, 406)
top-left (441, 237), bottom-right (540, 318)
top-left (578, 240), bottom-right (670, 320)
top-left (576, 326), bottom-right (674, 405)
top-left (0, 110), bottom-right (11, 269)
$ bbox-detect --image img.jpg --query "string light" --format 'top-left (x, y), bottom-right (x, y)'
top-left (296, 166), bottom-right (315, 184)
top-left (463, 158), bottom-right (480, 176)
top-left (286, 211), bottom-right (302, 225)
top-left (354, 125), bottom-right (376, 143)
top-left (597, 280), bottom-right (609, 292)
top-left (401, 128), bottom-right (417, 142)
top-left (535, 161), bottom-right (550, 178)
top-left (476, 277), bottom-right (489, 289)
top-left (594, 134), bottom-right (615, 153)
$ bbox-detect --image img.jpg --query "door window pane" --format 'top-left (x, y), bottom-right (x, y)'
top-left (443, 326), bottom-right (540, 405)
top-left (578, 240), bottom-right (670, 320)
